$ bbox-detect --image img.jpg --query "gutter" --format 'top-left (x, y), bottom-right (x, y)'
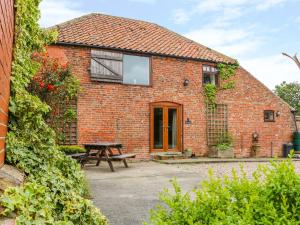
top-left (291, 109), bottom-right (298, 132)
top-left (54, 41), bottom-right (237, 65)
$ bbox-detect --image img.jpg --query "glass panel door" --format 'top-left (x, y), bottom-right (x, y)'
top-left (151, 102), bottom-right (182, 152)
top-left (154, 108), bottom-right (163, 149)
top-left (168, 108), bottom-right (177, 149)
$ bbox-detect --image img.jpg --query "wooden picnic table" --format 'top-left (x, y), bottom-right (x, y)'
top-left (71, 142), bottom-right (136, 172)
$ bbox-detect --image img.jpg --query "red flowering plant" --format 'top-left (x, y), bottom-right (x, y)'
top-left (28, 52), bottom-right (80, 143)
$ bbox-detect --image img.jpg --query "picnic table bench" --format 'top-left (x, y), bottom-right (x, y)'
top-left (70, 142), bottom-right (136, 172)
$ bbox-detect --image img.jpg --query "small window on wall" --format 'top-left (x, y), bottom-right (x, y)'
top-left (264, 110), bottom-right (275, 122)
top-left (203, 65), bottom-right (218, 86)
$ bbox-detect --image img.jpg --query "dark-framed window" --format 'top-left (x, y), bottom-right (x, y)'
top-left (90, 49), bottom-right (150, 85)
top-left (264, 110), bottom-right (275, 122)
top-left (203, 65), bottom-right (218, 86)
top-left (123, 54), bottom-right (150, 85)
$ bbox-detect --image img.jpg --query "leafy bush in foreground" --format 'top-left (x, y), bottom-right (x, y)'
top-left (148, 160), bottom-right (300, 225)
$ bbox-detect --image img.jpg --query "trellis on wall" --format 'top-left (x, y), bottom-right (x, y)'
top-left (206, 104), bottom-right (228, 146)
top-left (58, 99), bottom-right (78, 145)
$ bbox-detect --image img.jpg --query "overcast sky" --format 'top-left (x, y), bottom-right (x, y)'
top-left (39, 0), bottom-right (300, 89)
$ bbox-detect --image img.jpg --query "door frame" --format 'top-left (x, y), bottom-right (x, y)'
top-left (150, 102), bottom-right (183, 153)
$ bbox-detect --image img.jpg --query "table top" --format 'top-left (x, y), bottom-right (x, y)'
top-left (84, 142), bottom-right (122, 147)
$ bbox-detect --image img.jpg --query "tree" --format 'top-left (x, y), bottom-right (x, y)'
top-left (274, 81), bottom-right (300, 115)
top-left (282, 53), bottom-right (300, 70)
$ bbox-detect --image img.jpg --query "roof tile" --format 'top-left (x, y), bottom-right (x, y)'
top-left (51, 13), bottom-right (236, 64)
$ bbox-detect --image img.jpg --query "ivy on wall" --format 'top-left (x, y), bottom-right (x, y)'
top-left (204, 62), bottom-right (239, 105)
top-left (0, 0), bottom-right (108, 224)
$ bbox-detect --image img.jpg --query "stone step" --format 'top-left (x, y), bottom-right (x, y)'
top-left (150, 152), bottom-right (184, 160)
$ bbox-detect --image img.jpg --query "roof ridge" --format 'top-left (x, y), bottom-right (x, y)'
top-left (47, 12), bottom-right (158, 30)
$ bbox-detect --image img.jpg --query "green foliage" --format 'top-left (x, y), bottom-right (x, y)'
top-left (274, 81), bottom-right (300, 115)
top-left (148, 160), bottom-right (300, 225)
top-left (217, 63), bottom-right (239, 80)
top-left (1, 182), bottom-right (107, 225)
top-left (217, 63), bottom-right (239, 90)
top-left (204, 83), bottom-right (217, 105)
top-left (58, 146), bottom-right (86, 155)
top-left (221, 80), bottom-right (235, 90)
top-left (28, 53), bottom-right (80, 143)
top-left (216, 132), bottom-right (234, 151)
top-left (203, 63), bottom-right (238, 105)
top-left (1, 0), bottom-right (108, 224)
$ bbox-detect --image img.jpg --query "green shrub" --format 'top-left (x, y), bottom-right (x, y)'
top-left (58, 145), bottom-right (86, 155)
top-left (0, 0), bottom-right (108, 224)
top-left (147, 160), bottom-right (300, 225)
top-left (216, 132), bottom-right (233, 151)
top-left (1, 182), bottom-right (107, 225)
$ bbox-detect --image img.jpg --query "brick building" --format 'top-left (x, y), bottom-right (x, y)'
top-left (47, 13), bottom-right (295, 159)
top-left (0, 0), bottom-right (14, 167)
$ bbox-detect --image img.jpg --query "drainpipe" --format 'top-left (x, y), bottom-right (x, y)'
top-left (291, 109), bottom-right (298, 132)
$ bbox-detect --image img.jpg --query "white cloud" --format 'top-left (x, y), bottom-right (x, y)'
top-left (39, 0), bottom-right (86, 27)
top-left (217, 39), bottom-right (262, 57)
top-left (172, 9), bottom-right (190, 25)
top-left (256, 0), bottom-right (287, 10)
top-left (195, 0), bottom-right (288, 12)
top-left (195, 0), bottom-right (249, 13)
top-left (185, 28), bottom-right (249, 46)
top-left (184, 27), bottom-right (262, 58)
top-left (240, 54), bottom-right (300, 89)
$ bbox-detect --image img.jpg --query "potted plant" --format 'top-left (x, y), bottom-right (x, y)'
top-left (183, 148), bottom-right (193, 158)
top-left (209, 132), bottom-right (234, 158)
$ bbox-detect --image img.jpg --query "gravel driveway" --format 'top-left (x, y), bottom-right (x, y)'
top-left (84, 161), bottom-right (300, 225)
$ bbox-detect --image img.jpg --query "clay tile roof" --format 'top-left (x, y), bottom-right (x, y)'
top-left (51, 13), bottom-right (236, 64)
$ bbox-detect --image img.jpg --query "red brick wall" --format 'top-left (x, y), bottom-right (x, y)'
top-left (0, 0), bottom-right (14, 167)
top-left (47, 45), bottom-right (295, 159)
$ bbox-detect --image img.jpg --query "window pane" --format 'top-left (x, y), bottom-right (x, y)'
top-left (154, 108), bottom-right (163, 149)
top-left (203, 73), bottom-right (216, 85)
top-left (168, 108), bottom-right (177, 149)
top-left (123, 55), bottom-right (149, 85)
top-left (264, 110), bottom-right (275, 122)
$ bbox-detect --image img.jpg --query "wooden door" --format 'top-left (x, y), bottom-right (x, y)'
top-left (150, 102), bottom-right (182, 152)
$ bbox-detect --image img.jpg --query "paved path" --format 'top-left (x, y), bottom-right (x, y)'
top-left (84, 161), bottom-right (300, 225)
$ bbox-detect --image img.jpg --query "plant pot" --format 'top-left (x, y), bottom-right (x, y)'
top-left (183, 148), bottom-right (193, 158)
top-left (209, 146), bottom-right (234, 158)
top-left (250, 144), bottom-right (260, 157)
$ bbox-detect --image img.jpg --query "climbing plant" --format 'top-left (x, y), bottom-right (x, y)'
top-left (204, 83), bottom-right (217, 105)
top-left (204, 62), bottom-right (239, 105)
top-left (0, 0), bottom-right (108, 224)
top-left (29, 52), bottom-right (80, 143)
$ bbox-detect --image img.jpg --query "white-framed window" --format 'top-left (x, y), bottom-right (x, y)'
top-left (203, 65), bottom-right (218, 86)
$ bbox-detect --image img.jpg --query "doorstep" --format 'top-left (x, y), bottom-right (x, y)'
top-left (152, 157), bottom-right (300, 164)
top-left (150, 152), bottom-right (184, 160)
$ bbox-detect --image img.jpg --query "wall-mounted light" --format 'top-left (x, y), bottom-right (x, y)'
top-left (183, 79), bottom-right (189, 86)
top-left (185, 118), bottom-right (192, 125)
top-left (276, 111), bottom-right (280, 117)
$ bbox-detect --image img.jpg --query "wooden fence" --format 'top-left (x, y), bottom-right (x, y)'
top-left (0, 0), bottom-right (14, 167)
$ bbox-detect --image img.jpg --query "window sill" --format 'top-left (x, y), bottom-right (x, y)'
top-left (122, 83), bottom-right (152, 87)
